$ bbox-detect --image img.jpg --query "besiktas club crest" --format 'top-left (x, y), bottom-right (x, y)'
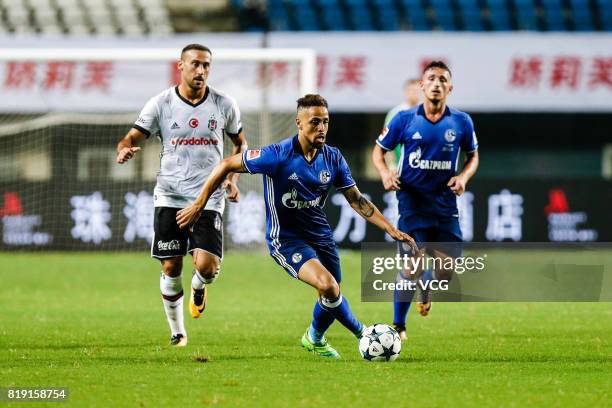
top-left (208, 118), bottom-right (217, 130)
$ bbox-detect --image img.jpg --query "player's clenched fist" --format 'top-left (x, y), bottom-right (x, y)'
top-left (223, 179), bottom-right (240, 203)
top-left (447, 175), bottom-right (466, 196)
top-left (116, 146), bottom-right (142, 164)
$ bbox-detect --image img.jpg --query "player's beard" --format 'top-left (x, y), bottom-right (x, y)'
top-left (190, 76), bottom-right (206, 90)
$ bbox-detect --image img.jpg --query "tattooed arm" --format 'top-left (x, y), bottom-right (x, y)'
top-left (341, 185), bottom-right (417, 250)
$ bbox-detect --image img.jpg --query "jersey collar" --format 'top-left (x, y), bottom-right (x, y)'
top-left (417, 104), bottom-right (451, 124)
top-left (174, 85), bottom-right (209, 108)
top-left (292, 135), bottom-right (320, 165)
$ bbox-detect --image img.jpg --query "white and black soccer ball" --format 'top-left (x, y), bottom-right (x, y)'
top-left (359, 324), bottom-right (402, 362)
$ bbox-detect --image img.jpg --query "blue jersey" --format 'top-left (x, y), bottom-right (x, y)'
top-left (376, 104), bottom-right (478, 217)
top-left (242, 135), bottom-right (355, 245)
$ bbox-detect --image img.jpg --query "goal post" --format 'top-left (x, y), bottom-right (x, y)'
top-left (0, 47), bottom-right (317, 253)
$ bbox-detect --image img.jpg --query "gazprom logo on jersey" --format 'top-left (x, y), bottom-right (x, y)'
top-left (281, 188), bottom-right (322, 209)
top-left (170, 137), bottom-right (219, 146)
top-left (408, 147), bottom-right (452, 170)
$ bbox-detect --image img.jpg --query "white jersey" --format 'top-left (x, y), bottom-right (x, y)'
top-left (133, 85), bottom-right (242, 213)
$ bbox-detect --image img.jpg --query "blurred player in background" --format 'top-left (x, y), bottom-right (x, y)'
top-left (384, 79), bottom-right (421, 165)
top-left (177, 94), bottom-right (417, 358)
top-left (116, 44), bottom-right (248, 347)
top-left (372, 61), bottom-right (479, 341)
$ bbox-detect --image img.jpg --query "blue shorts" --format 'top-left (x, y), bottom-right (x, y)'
top-left (268, 239), bottom-right (342, 282)
top-left (398, 213), bottom-right (463, 258)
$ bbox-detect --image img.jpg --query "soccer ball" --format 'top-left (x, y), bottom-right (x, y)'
top-left (359, 324), bottom-right (402, 362)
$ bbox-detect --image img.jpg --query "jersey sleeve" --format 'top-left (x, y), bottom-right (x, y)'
top-left (461, 114), bottom-right (479, 153)
top-left (224, 97), bottom-right (243, 137)
top-left (376, 112), bottom-right (403, 151)
top-left (242, 144), bottom-right (280, 175)
top-left (133, 96), bottom-right (160, 139)
top-left (333, 150), bottom-right (356, 191)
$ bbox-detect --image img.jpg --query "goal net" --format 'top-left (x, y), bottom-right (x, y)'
top-left (0, 47), bottom-right (316, 253)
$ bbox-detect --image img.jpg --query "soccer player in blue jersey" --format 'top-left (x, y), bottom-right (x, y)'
top-left (177, 94), bottom-right (417, 358)
top-left (371, 61), bottom-right (479, 341)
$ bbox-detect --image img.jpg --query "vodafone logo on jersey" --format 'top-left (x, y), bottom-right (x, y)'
top-left (171, 137), bottom-right (218, 146)
top-left (189, 118), bottom-right (199, 128)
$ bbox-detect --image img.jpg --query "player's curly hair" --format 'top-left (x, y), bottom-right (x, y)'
top-left (296, 94), bottom-right (328, 111)
top-left (422, 60), bottom-right (452, 77)
top-left (181, 44), bottom-right (212, 58)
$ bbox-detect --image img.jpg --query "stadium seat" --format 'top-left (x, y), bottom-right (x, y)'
top-left (6, 5), bottom-right (30, 28)
top-left (312, 0), bottom-right (343, 7)
top-left (33, 9), bottom-right (59, 26)
top-left (371, 0), bottom-right (396, 7)
top-left (68, 24), bottom-right (91, 34)
top-left (596, 0), bottom-right (612, 30)
top-left (344, 0), bottom-right (369, 6)
top-left (377, 8), bottom-right (401, 30)
top-left (268, 4), bottom-right (290, 30)
top-left (541, 0), bottom-right (567, 30)
top-left (483, 0), bottom-right (513, 30)
top-left (93, 24), bottom-right (117, 35)
top-left (347, 7), bottom-right (375, 30)
top-left (568, 0), bottom-right (594, 30)
top-left (401, 0), bottom-right (431, 30)
top-left (513, 0), bottom-right (539, 30)
top-left (430, 0), bottom-right (458, 30)
top-left (293, 8), bottom-right (321, 31)
top-left (39, 24), bottom-right (64, 34)
top-left (321, 6), bottom-right (348, 30)
top-left (461, 10), bottom-right (485, 30)
top-left (122, 24), bottom-right (146, 35)
top-left (290, 0), bottom-right (314, 7)
top-left (458, 0), bottom-right (485, 30)
top-left (489, 10), bottom-right (512, 30)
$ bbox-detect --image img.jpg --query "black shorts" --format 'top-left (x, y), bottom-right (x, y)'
top-left (151, 207), bottom-right (223, 260)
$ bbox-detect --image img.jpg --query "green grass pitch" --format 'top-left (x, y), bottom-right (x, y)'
top-left (1, 252), bottom-right (610, 407)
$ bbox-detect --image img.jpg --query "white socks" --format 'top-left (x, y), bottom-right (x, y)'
top-left (191, 269), bottom-right (206, 290)
top-left (191, 269), bottom-right (218, 290)
top-left (160, 272), bottom-right (186, 337)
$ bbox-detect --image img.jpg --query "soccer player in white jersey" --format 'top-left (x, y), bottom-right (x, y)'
top-left (116, 44), bottom-right (248, 347)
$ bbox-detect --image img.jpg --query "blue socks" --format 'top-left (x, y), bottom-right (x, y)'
top-left (308, 301), bottom-right (334, 343)
top-left (420, 268), bottom-right (433, 287)
top-left (393, 271), bottom-right (415, 325)
top-left (393, 268), bottom-right (433, 326)
top-left (319, 294), bottom-right (363, 337)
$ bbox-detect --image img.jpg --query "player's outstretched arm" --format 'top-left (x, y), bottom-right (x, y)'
top-left (371, 145), bottom-right (400, 191)
top-left (116, 128), bottom-right (146, 164)
top-left (342, 186), bottom-right (417, 251)
top-left (176, 153), bottom-right (247, 229)
top-left (224, 131), bottom-right (248, 202)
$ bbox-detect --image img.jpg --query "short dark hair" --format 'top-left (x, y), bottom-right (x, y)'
top-left (181, 44), bottom-right (212, 58)
top-left (422, 60), bottom-right (452, 77)
top-left (296, 94), bottom-right (328, 111)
